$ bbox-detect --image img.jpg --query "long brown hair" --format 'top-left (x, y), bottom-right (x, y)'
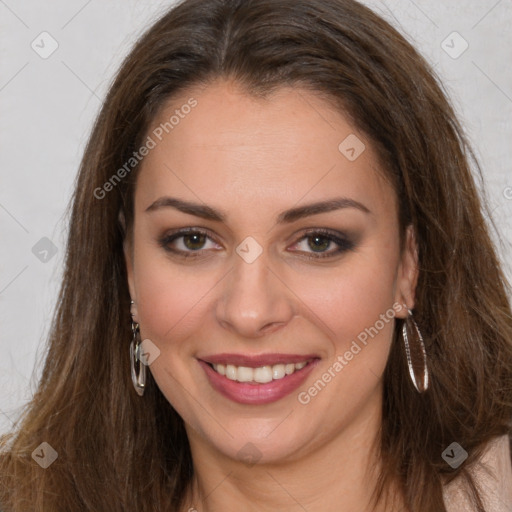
top-left (1, 1), bottom-right (511, 510)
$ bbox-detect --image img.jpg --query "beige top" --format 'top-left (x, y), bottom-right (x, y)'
top-left (443, 435), bottom-right (512, 511)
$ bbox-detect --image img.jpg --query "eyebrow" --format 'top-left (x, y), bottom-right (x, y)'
top-left (145, 196), bottom-right (371, 223)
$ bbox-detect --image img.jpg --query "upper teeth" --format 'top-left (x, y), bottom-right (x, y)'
top-left (212, 361), bottom-right (310, 384)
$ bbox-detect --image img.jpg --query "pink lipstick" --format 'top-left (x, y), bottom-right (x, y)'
top-left (197, 353), bottom-right (320, 405)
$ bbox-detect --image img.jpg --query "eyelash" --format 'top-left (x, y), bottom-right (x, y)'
top-left (158, 227), bottom-right (355, 260)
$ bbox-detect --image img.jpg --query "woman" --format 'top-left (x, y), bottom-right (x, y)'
top-left (1, 0), bottom-right (511, 510)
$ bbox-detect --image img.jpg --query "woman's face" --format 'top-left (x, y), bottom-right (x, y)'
top-left (125, 79), bottom-right (418, 465)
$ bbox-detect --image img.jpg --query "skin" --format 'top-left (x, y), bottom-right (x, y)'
top-left (125, 78), bottom-right (418, 512)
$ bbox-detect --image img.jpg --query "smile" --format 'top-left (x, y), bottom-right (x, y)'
top-left (210, 360), bottom-right (312, 384)
top-left (198, 355), bottom-right (320, 405)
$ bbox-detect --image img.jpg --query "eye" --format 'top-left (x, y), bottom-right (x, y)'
top-left (159, 227), bottom-right (355, 260)
top-left (159, 228), bottom-right (220, 258)
top-left (288, 229), bottom-right (355, 259)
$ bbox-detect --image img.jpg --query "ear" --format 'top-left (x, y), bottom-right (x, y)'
top-left (393, 224), bottom-right (419, 319)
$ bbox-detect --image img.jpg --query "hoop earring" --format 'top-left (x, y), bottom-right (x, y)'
top-left (402, 308), bottom-right (429, 393)
top-left (130, 302), bottom-right (146, 397)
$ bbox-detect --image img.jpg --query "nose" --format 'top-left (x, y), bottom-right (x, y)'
top-left (215, 248), bottom-right (296, 339)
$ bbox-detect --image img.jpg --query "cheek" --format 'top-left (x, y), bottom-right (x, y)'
top-left (290, 250), bottom-right (400, 417)
top-left (335, 265), bottom-right (396, 341)
top-left (133, 250), bottom-right (217, 347)
top-left (290, 245), bottom-right (400, 354)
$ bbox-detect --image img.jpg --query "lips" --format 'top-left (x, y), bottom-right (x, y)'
top-left (197, 353), bottom-right (320, 405)
top-left (199, 353), bottom-right (320, 367)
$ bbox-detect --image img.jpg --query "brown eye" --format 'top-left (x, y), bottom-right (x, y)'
top-left (307, 234), bottom-right (331, 252)
top-left (182, 232), bottom-right (207, 251)
top-left (159, 227), bottom-right (355, 261)
top-left (159, 228), bottom-right (220, 259)
top-left (289, 229), bottom-right (355, 259)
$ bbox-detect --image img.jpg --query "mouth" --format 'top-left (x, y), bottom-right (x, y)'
top-left (204, 359), bottom-right (315, 384)
top-left (197, 354), bottom-right (320, 405)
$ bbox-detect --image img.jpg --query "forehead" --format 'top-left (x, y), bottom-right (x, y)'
top-left (135, 79), bottom-right (396, 221)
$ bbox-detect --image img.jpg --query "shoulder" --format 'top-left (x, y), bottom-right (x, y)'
top-left (443, 434), bottom-right (512, 512)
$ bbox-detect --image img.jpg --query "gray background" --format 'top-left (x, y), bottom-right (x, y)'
top-left (1, 0), bottom-right (511, 435)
